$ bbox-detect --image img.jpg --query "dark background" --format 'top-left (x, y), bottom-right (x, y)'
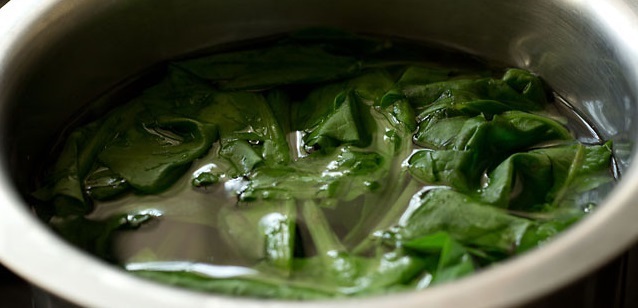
top-left (0, 0), bottom-right (636, 307)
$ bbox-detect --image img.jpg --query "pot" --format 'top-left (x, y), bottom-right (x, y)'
top-left (1, 0), bottom-right (638, 307)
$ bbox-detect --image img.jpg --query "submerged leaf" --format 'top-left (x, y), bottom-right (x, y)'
top-left (398, 189), bottom-right (531, 254)
top-left (175, 45), bottom-right (361, 90)
top-left (403, 231), bottom-right (475, 284)
top-left (34, 32), bottom-right (616, 300)
top-left (218, 200), bottom-right (296, 275)
top-left (99, 117), bottom-right (218, 193)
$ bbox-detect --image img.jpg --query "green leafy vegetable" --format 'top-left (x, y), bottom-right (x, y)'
top-left (34, 30), bottom-right (615, 300)
top-left (392, 68), bottom-right (548, 112)
top-left (398, 189), bottom-right (531, 254)
top-left (52, 213), bottom-right (154, 262)
top-left (403, 232), bottom-right (475, 284)
top-left (218, 200), bottom-right (296, 275)
top-left (99, 117), bottom-right (218, 193)
top-left (84, 166), bottom-right (131, 201)
top-left (175, 45), bottom-right (361, 90)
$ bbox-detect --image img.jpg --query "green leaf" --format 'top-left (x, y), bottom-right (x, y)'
top-left (403, 231), bottom-right (475, 284)
top-left (394, 69), bottom-right (548, 112)
top-left (191, 172), bottom-right (220, 187)
top-left (481, 142), bottom-right (613, 211)
top-left (303, 91), bottom-right (372, 151)
top-left (346, 70), bottom-right (396, 105)
top-left (410, 111), bottom-right (575, 194)
top-left (133, 270), bottom-right (336, 299)
top-left (351, 251), bottom-right (427, 295)
top-left (174, 45), bottom-right (361, 90)
top-left (98, 117), bottom-right (218, 193)
top-left (398, 189), bottom-right (531, 254)
top-left (517, 215), bottom-right (581, 253)
top-left (395, 66), bottom-right (456, 86)
top-left (84, 165), bottom-right (131, 201)
top-left (542, 141), bottom-right (614, 207)
top-left (408, 150), bottom-right (481, 191)
top-left (487, 111), bottom-right (573, 152)
top-left (415, 111), bottom-right (572, 150)
top-left (51, 213), bottom-right (153, 262)
top-left (266, 90), bottom-right (292, 135)
top-left (219, 139), bottom-right (263, 176)
top-left (293, 70), bottom-right (395, 130)
top-left (239, 146), bottom-right (385, 202)
top-left (301, 200), bottom-right (359, 286)
top-left (34, 120), bottom-right (115, 216)
top-left (199, 91), bottom-right (290, 166)
top-left (217, 200), bottom-right (296, 275)
top-left (502, 68), bottom-right (548, 105)
top-left (414, 114), bottom-right (488, 150)
top-left (35, 31), bottom-right (616, 300)
top-left (480, 152), bottom-right (554, 209)
top-left (377, 97), bottom-right (417, 132)
top-left (143, 66), bottom-right (218, 115)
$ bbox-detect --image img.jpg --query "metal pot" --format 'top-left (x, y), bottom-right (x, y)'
top-left (1, 0), bottom-right (638, 307)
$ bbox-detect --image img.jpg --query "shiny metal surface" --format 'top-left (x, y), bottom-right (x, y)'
top-left (1, 0), bottom-right (638, 307)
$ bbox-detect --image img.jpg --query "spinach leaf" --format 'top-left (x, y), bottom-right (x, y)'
top-left (238, 146), bottom-right (384, 202)
top-left (392, 68), bottom-right (547, 112)
top-left (487, 111), bottom-right (573, 152)
top-left (174, 45), bottom-right (361, 90)
top-left (34, 118), bottom-right (126, 216)
top-left (98, 117), bottom-right (218, 193)
top-left (407, 149), bottom-right (481, 191)
top-left (133, 270), bottom-right (336, 300)
top-left (217, 200), bottom-right (296, 275)
top-left (502, 68), bottom-right (548, 105)
top-left (409, 111), bottom-right (575, 191)
top-left (378, 98), bottom-right (417, 132)
top-left (303, 91), bottom-right (372, 152)
top-left (348, 251), bottom-right (427, 295)
top-left (300, 200), bottom-right (359, 286)
top-left (219, 139), bottom-right (263, 176)
top-left (480, 151), bottom-right (554, 209)
top-left (33, 123), bottom-right (102, 216)
top-left (415, 111), bottom-right (572, 151)
top-left (84, 165), bottom-right (131, 201)
top-left (403, 231), bottom-right (475, 284)
top-left (414, 114), bottom-right (489, 150)
top-left (293, 70), bottom-right (395, 131)
top-left (480, 142), bottom-right (613, 210)
top-left (397, 189), bottom-right (531, 254)
top-left (51, 213), bottom-right (153, 262)
top-left (540, 141), bottom-right (614, 207)
top-left (144, 66), bottom-right (218, 114)
top-left (35, 31), bottom-right (616, 300)
top-left (395, 66), bottom-right (457, 86)
top-left (199, 91), bottom-right (290, 168)
top-left (517, 215), bottom-right (581, 253)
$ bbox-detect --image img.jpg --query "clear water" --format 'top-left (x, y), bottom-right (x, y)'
top-left (39, 34), bottom-right (618, 279)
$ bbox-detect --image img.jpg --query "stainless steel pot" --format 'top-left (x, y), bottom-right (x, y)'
top-left (1, 0), bottom-right (638, 307)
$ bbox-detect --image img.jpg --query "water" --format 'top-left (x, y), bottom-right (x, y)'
top-left (82, 97), bottom-right (614, 270)
top-left (36, 32), bottom-right (618, 287)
